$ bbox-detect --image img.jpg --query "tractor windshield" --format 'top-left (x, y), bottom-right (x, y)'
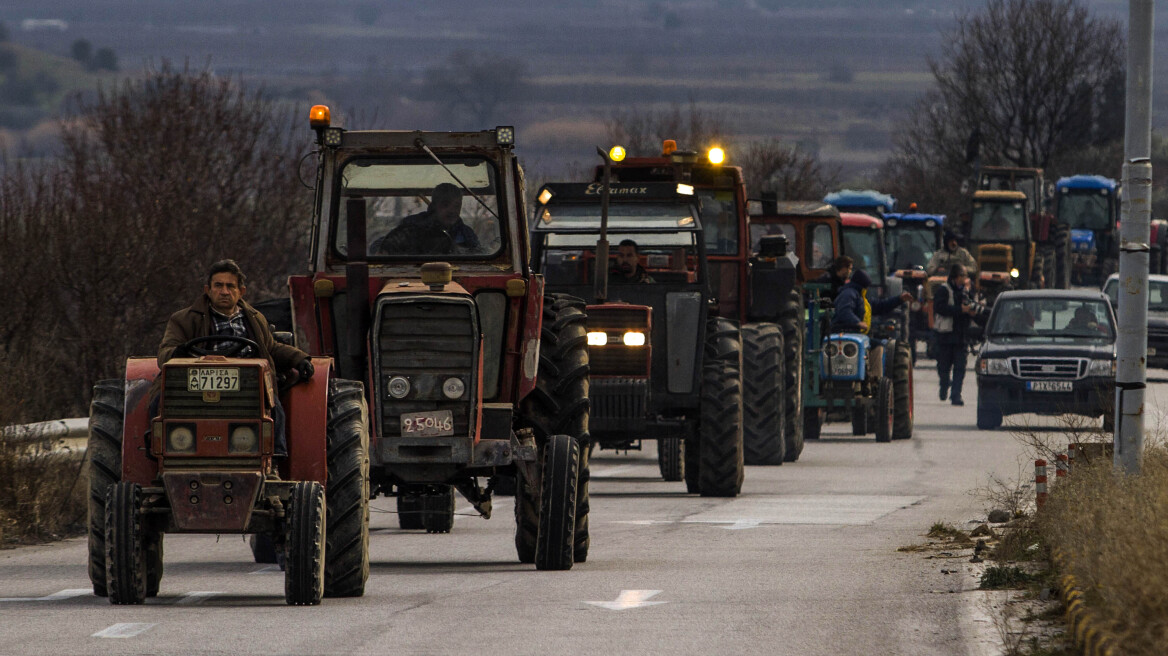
top-left (887, 225), bottom-right (937, 271)
top-left (538, 230), bottom-right (702, 287)
top-left (841, 227), bottom-right (885, 280)
top-left (1059, 192), bottom-right (1112, 230)
top-left (332, 156), bottom-right (505, 260)
top-left (535, 202), bottom-right (696, 232)
top-left (971, 202), bottom-right (1027, 242)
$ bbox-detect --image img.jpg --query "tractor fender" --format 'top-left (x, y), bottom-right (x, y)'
top-left (123, 358), bottom-right (161, 485)
top-left (284, 357), bottom-right (332, 484)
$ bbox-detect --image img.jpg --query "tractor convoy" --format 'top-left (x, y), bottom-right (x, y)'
top-left (98, 110), bottom-right (1137, 605)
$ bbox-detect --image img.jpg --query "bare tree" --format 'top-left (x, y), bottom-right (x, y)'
top-left (739, 137), bottom-right (839, 201)
top-left (602, 102), bottom-right (730, 157)
top-left (0, 62), bottom-right (311, 420)
top-left (880, 0), bottom-right (1124, 212)
top-left (422, 50), bottom-right (526, 127)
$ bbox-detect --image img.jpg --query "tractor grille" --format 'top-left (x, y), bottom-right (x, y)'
top-left (162, 366), bottom-right (263, 419)
top-left (1011, 357), bottom-right (1085, 380)
top-left (977, 244), bottom-right (1014, 273)
top-left (587, 306), bottom-right (651, 377)
top-left (376, 297), bottom-right (476, 437)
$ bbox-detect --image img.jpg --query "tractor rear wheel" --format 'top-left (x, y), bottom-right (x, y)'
top-left (285, 481), bottom-right (326, 606)
top-left (657, 437), bottom-right (684, 482)
top-left (683, 435), bottom-right (700, 493)
top-left (397, 489), bottom-right (425, 530)
top-left (535, 434), bottom-right (579, 571)
top-left (803, 407), bottom-right (823, 441)
top-left (105, 482), bottom-right (146, 605)
top-left (1031, 253), bottom-right (1046, 289)
top-left (422, 486), bottom-right (455, 534)
top-left (874, 377), bottom-right (894, 443)
top-left (699, 318), bottom-right (745, 497)
top-left (851, 405), bottom-right (867, 435)
top-left (87, 379), bottom-right (124, 597)
top-left (514, 469), bottom-right (539, 564)
top-left (324, 379), bottom-right (370, 598)
top-left (144, 530), bottom-right (163, 597)
top-left (520, 293), bottom-right (591, 563)
top-left (249, 534), bottom-right (278, 563)
top-left (892, 341), bottom-right (914, 440)
top-left (779, 299), bottom-right (805, 462)
top-left (741, 323), bottom-right (786, 465)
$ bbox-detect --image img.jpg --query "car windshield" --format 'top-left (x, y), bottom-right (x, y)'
top-left (1059, 191), bottom-right (1112, 230)
top-left (842, 227), bottom-right (885, 280)
top-left (887, 225), bottom-right (938, 270)
top-left (971, 202), bottom-right (1027, 242)
top-left (989, 298), bottom-right (1115, 343)
top-left (333, 156), bottom-right (504, 260)
top-left (537, 231), bottom-right (701, 286)
top-left (750, 223), bottom-right (795, 254)
top-left (1103, 278), bottom-right (1168, 318)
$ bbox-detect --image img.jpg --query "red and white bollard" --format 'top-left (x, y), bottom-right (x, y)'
top-left (1035, 459), bottom-right (1048, 510)
top-left (1056, 453), bottom-right (1068, 481)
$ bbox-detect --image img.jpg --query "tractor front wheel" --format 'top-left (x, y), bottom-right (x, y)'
top-left (323, 379), bottom-right (370, 598)
top-left (741, 323), bottom-right (786, 465)
top-left (699, 318), bottom-right (745, 497)
top-left (422, 486), bottom-right (455, 534)
top-left (105, 482), bottom-right (146, 605)
top-left (285, 482), bottom-right (326, 606)
top-left (874, 378), bottom-right (894, 443)
top-left (779, 300), bottom-right (805, 462)
top-left (535, 435), bottom-right (579, 571)
top-left (657, 437), bottom-right (684, 482)
top-left (892, 341), bottom-right (914, 440)
top-left (87, 380), bottom-right (124, 597)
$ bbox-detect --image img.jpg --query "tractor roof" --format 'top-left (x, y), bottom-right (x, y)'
top-left (755, 201), bottom-right (840, 219)
top-left (972, 190), bottom-right (1027, 203)
top-left (839, 212), bottom-right (883, 229)
top-left (1057, 174), bottom-right (1118, 191)
top-left (885, 213), bottom-right (945, 225)
top-left (823, 189), bottom-right (896, 212)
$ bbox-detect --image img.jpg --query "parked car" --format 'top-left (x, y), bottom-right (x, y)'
top-left (975, 290), bottom-right (1116, 430)
top-left (1101, 272), bottom-right (1168, 369)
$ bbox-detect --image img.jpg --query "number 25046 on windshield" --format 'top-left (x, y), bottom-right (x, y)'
top-left (187, 368), bottom-right (240, 392)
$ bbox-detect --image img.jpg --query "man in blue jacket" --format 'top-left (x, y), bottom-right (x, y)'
top-left (832, 269), bottom-right (913, 379)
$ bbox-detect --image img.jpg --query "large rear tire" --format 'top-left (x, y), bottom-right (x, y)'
top-left (520, 294), bottom-right (591, 563)
top-left (422, 485), bottom-right (455, 534)
top-left (535, 435), bottom-right (579, 571)
top-left (803, 407), bottom-right (822, 441)
top-left (285, 481), bottom-right (326, 606)
top-left (249, 534), bottom-right (278, 564)
top-left (699, 318), bottom-right (745, 497)
top-left (397, 489), bottom-right (425, 530)
top-left (683, 435), bottom-right (700, 493)
top-left (891, 340), bottom-right (914, 440)
top-left (741, 323), bottom-right (786, 465)
top-left (657, 437), bottom-right (684, 482)
top-left (779, 300), bottom-right (805, 462)
top-left (87, 380), bottom-right (124, 598)
top-left (514, 470), bottom-right (538, 564)
top-left (851, 405), bottom-right (868, 435)
top-left (105, 482), bottom-right (146, 605)
top-left (323, 379), bottom-right (370, 598)
top-left (874, 378), bottom-right (894, 443)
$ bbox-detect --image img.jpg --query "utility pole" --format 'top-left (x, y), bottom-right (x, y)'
top-left (1115, 0), bottom-right (1154, 474)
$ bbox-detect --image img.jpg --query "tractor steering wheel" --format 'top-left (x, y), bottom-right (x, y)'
top-left (177, 335), bottom-right (261, 358)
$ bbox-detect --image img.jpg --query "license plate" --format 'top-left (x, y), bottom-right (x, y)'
top-left (187, 367), bottom-right (240, 392)
top-left (402, 410), bottom-right (454, 436)
top-left (1026, 380), bottom-right (1073, 392)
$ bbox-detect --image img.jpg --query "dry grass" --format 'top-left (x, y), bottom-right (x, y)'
top-left (0, 435), bottom-right (87, 546)
top-left (1036, 444), bottom-right (1168, 655)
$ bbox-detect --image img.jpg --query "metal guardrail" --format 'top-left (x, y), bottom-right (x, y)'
top-left (1, 417), bottom-right (89, 455)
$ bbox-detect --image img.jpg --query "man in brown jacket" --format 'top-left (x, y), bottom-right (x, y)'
top-left (156, 259), bottom-right (313, 456)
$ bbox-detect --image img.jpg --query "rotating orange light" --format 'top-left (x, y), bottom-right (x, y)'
top-left (309, 105), bottom-right (331, 128)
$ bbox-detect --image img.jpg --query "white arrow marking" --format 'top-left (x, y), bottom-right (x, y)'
top-left (0, 588), bottom-right (90, 602)
top-left (174, 591), bottom-right (222, 605)
top-left (584, 590), bottom-right (667, 610)
top-left (92, 623), bottom-right (156, 638)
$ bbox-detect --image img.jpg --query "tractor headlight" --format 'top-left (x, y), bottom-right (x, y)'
top-left (388, 375), bottom-right (411, 399)
top-left (826, 342), bottom-right (839, 357)
top-left (167, 425), bottom-right (196, 453)
top-left (229, 425), bottom-right (259, 454)
top-left (1087, 359), bottom-right (1115, 377)
top-left (842, 342), bottom-right (859, 358)
top-left (707, 147), bottom-right (725, 164)
top-left (587, 331), bottom-right (609, 346)
top-left (442, 377), bottom-right (466, 399)
top-left (1010, 268), bottom-right (1020, 278)
top-left (979, 358), bottom-right (1010, 375)
top-left (622, 331), bottom-right (646, 346)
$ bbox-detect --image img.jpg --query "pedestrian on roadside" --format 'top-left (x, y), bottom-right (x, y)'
top-left (933, 263), bottom-right (980, 406)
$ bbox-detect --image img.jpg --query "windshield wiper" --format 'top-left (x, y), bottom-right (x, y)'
top-left (415, 138), bottom-right (500, 220)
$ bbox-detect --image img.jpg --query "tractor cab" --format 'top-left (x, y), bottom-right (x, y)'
top-left (748, 199), bottom-right (841, 283)
top-left (884, 212), bottom-right (944, 275)
top-left (967, 190), bottom-right (1034, 302)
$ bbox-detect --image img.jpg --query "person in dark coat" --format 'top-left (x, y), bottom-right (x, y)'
top-left (831, 269), bottom-right (913, 334)
top-left (155, 259), bottom-right (314, 456)
top-left (816, 255), bottom-right (853, 301)
top-left (375, 182), bottom-right (481, 254)
top-left (932, 263), bottom-right (981, 406)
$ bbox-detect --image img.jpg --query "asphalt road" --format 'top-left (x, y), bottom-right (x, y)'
top-left (2, 362), bottom-right (1149, 656)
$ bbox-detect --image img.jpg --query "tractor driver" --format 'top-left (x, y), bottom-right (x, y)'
top-left (375, 182), bottom-right (481, 255)
top-left (155, 259), bottom-right (315, 458)
top-left (927, 231), bottom-right (978, 277)
top-left (610, 239), bottom-right (656, 284)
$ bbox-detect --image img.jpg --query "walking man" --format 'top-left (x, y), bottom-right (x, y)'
top-left (933, 263), bottom-right (979, 405)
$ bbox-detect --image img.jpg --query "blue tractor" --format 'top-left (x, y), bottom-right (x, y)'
top-left (883, 212), bottom-right (945, 358)
top-left (1055, 175), bottom-right (1119, 286)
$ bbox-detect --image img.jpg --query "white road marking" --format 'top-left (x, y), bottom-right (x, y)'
top-left (0, 588), bottom-right (90, 602)
top-left (590, 464), bottom-right (639, 478)
top-left (584, 589), bottom-right (668, 611)
top-left (718, 519), bottom-right (761, 530)
top-left (92, 623), bottom-right (156, 638)
top-left (250, 565), bottom-right (281, 574)
top-left (174, 591), bottom-right (222, 605)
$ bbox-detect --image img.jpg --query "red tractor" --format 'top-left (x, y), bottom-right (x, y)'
top-left (598, 143), bottom-right (805, 469)
top-left (284, 107), bottom-right (589, 569)
top-left (87, 340), bottom-right (369, 605)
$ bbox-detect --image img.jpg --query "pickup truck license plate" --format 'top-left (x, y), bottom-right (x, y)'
top-left (187, 367), bottom-right (240, 392)
top-left (401, 410), bottom-right (454, 436)
top-left (1026, 380), bottom-right (1073, 392)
